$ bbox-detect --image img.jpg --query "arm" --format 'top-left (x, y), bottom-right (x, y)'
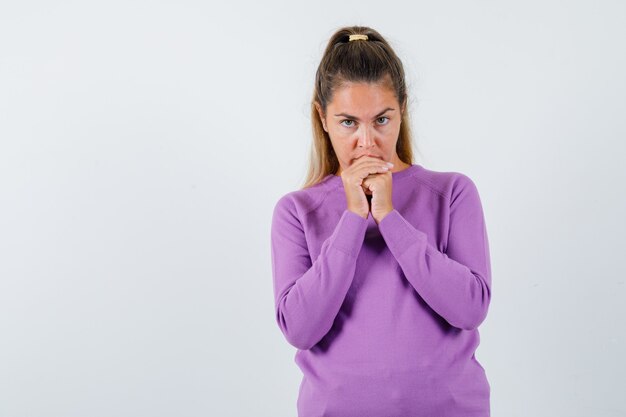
top-left (270, 196), bottom-right (368, 350)
top-left (378, 175), bottom-right (492, 330)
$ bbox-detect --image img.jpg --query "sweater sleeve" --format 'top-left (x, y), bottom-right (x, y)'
top-left (271, 196), bottom-right (368, 350)
top-left (377, 175), bottom-right (492, 330)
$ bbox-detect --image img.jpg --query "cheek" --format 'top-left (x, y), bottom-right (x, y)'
top-left (329, 139), bottom-right (352, 162)
top-left (379, 130), bottom-right (398, 147)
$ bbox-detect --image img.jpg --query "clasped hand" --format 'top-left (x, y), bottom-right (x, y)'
top-left (340, 155), bottom-right (394, 225)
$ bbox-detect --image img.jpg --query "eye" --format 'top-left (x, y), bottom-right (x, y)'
top-left (340, 119), bottom-right (355, 127)
top-left (340, 117), bottom-right (389, 128)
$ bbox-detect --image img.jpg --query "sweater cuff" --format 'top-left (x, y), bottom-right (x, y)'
top-left (329, 209), bottom-right (368, 258)
top-left (378, 208), bottom-right (429, 257)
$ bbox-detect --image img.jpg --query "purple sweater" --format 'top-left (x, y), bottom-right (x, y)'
top-left (270, 163), bottom-right (492, 417)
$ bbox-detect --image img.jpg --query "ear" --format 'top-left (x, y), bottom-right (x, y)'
top-left (401, 97), bottom-right (407, 115)
top-left (314, 102), bottom-right (328, 132)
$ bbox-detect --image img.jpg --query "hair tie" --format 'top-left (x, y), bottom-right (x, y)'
top-left (349, 34), bottom-right (368, 42)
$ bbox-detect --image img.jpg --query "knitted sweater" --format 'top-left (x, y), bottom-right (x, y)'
top-left (270, 163), bottom-right (492, 417)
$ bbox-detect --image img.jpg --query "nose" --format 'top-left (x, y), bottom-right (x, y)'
top-left (356, 124), bottom-right (375, 150)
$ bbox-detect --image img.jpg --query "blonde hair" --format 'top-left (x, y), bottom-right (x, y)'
top-left (302, 25), bottom-right (418, 189)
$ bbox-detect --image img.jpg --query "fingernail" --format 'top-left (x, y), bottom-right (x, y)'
top-left (387, 162), bottom-right (394, 167)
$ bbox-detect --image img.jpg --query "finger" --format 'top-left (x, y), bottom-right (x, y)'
top-left (354, 161), bottom-right (393, 178)
top-left (352, 155), bottom-right (391, 167)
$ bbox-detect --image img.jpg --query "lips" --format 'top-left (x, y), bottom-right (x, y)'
top-left (354, 154), bottom-right (383, 160)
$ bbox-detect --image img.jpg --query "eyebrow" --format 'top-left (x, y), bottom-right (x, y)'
top-left (333, 107), bottom-right (395, 121)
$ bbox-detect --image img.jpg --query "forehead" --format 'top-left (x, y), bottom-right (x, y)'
top-left (329, 81), bottom-right (398, 110)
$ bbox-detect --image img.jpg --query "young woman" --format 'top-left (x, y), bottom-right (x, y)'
top-left (270, 26), bottom-right (492, 417)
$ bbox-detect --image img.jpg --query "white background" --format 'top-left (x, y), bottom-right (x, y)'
top-left (1, 1), bottom-right (625, 416)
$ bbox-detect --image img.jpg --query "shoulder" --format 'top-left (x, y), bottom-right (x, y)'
top-left (409, 165), bottom-right (481, 204)
top-left (272, 177), bottom-right (333, 220)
